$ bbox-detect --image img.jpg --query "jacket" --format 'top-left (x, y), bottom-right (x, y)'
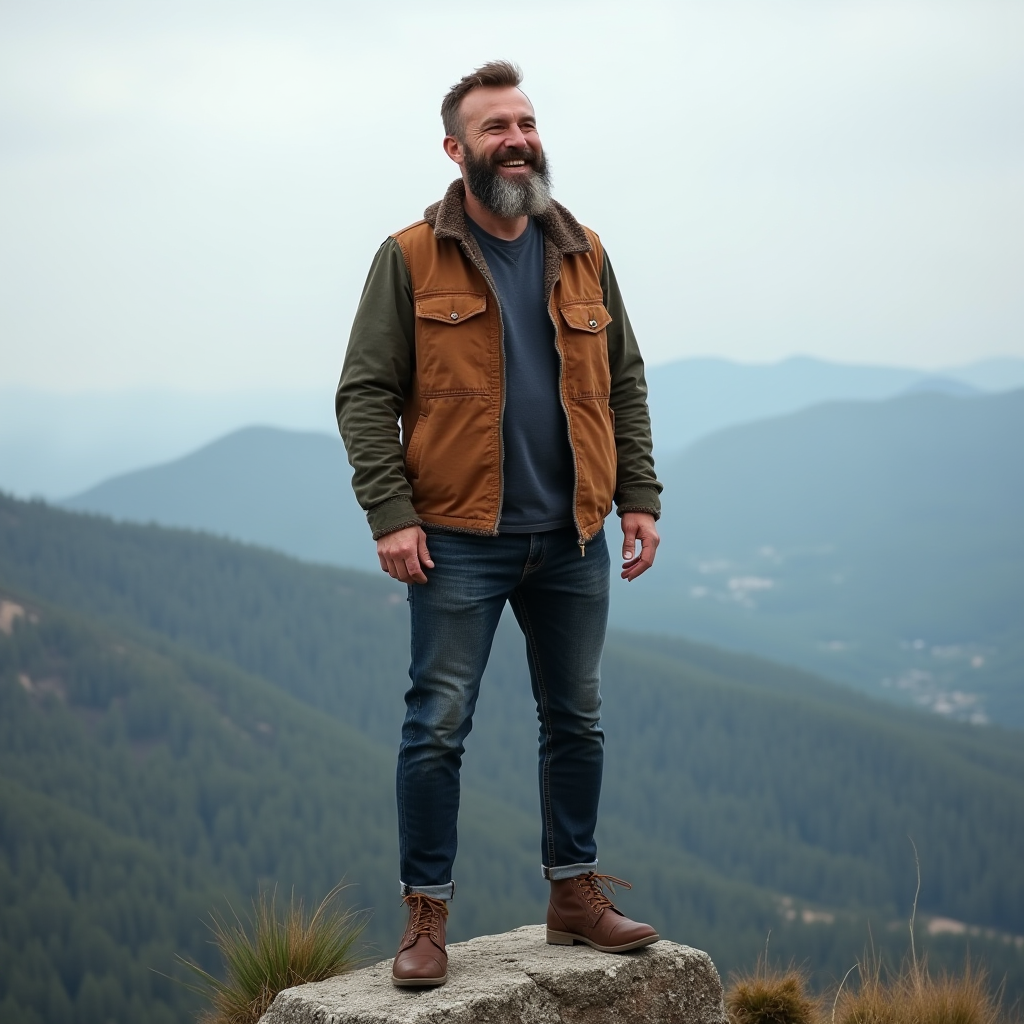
top-left (336, 179), bottom-right (661, 545)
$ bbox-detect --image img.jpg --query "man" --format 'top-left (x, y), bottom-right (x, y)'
top-left (336, 60), bottom-right (663, 988)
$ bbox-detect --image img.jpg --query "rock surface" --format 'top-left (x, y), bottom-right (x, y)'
top-left (258, 923), bottom-right (728, 1024)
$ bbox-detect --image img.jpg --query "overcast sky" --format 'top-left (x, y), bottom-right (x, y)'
top-left (1, 0), bottom-right (1022, 394)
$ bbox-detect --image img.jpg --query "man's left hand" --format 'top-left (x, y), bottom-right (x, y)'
top-left (620, 512), bottom-right (659, 582)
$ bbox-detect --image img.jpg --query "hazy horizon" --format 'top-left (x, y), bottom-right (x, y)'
top-left (3, 352), bottom-right (1021, 501)
top-left (2, 0), bottom-right (1023, 393)
top-left (1, 351), bottom-right (1022, 399)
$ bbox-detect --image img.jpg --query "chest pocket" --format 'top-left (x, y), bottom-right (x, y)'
top-left (558, 300), bottom-right (613, 399)
top-left (414, 292), bottom-right (492, 396)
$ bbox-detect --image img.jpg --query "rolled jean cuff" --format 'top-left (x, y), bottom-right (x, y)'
top-left (401, 881), bottom-right (455, 901)
top-left (543, 861), bottom-right (598, 881)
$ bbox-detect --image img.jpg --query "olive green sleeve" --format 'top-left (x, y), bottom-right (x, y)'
top-left (335, 237), bottom-right (422, 539)
top-left (601, 251), bottom-right (663, 518)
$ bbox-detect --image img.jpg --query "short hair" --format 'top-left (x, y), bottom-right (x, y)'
top-left (441, 60), bottom-right (523, 139)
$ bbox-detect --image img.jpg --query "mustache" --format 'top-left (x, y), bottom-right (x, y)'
top-left (490, 147), bottom-right (541, 167)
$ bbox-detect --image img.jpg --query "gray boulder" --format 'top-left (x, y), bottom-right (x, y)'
top-left (259, 923), bottom-right (728, 1024)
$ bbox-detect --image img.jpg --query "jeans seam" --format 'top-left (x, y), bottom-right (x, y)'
top-left (397, 592), bottom-right (419, 878)
top-left (512, 591), bottom-right (557, 869)
top-left (520, 532), bottom-right (546, 582)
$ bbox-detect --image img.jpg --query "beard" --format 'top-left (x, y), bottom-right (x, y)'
top-left (463, 144), bottom-right (553, 219)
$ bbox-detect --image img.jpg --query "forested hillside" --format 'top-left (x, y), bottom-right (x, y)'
top-left (615, 388), bottom-right (1024, 723)
top-left (63, 390), bottom-right (1024, 727)
top-left (64, 427), bottom-right (377, 572)
top-left (0, 592), bottom-right (550, 1023)
top-left (1, 493), bottom-right (1022, 1022)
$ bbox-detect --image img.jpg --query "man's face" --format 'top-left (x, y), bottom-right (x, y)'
top-left (446, 86), bottom-right (552, 219)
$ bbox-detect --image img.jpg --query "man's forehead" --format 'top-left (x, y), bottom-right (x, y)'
top-left (460, 86), bottom-right (535, 126)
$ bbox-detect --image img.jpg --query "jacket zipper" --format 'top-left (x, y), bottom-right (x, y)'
top-left (460, 241), bottom-right (506, 536)
top-left (548, 296), bottom-right (585, 556)
top-left (463, 233), bottom-right (583, 554)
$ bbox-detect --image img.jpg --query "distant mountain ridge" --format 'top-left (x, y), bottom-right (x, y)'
top-left (4, 355), bottom-right (1022, 497)
top-left (62, 388), bottom-right (1024, 724)
top-left (615, 388), bottom-right (1024, 723)
top-left (64, 426), bottom-right (375, 571)
top-left (644, 354), bottom-right (1022, 455)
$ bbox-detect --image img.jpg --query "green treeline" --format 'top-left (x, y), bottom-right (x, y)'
top-left (1, 493), bottom-right (1023, 1023)
top-left (0, 607), bottom-right (400, 1023)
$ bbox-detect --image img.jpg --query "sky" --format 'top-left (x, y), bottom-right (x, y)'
top-left (1, 0), bottom-right (1023, 395)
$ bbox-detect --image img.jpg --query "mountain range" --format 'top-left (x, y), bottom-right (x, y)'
top-left (615, 388), bottom-right (1024, 724)
top-left (1, 493), bottom-right (1023, 1023)
top-left (4, 355), bottom-right (1023, 498)
top-left (644, 354), bottom-right (1022, 456)
top-left (64, 387), bottom-right (1024, 726)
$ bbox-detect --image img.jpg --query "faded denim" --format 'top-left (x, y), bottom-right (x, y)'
top-left (398, 526), bottom-right (609, 898)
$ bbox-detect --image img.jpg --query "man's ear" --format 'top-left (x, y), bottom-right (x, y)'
top-left (443, 135), bottom-right (465, 166)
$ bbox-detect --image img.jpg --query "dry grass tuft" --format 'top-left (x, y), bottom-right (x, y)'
top-left (835, 956), bottom-right (1004, 1024)
top-left (727, 954), bottom-right (822, 1024)
top-left (177, 882), bottom-right (368, 1024)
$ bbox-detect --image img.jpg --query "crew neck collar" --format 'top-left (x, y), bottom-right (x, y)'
top-left (466, 214), bottom-right (536, 247)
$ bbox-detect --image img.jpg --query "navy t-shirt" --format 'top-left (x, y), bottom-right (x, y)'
top-left (467, 216), bottom-right (575, 533)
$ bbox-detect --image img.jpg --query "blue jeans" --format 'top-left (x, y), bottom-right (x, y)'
top-left (398, 526), bottom-right (610, 899)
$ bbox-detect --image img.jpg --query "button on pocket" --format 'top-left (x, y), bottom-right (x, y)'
top-left (559, 302), bottom-right (613, 334)
top-left (414, 292), bottom-right (491, 396)
top-left (416, 293), bottom-right (487, 324)
top-left (557, 300), bottom-right (612, 398)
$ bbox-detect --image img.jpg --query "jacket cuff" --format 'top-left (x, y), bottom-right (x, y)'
top-left (368, 496), bottom-right (422, 540)
top-left (615, 485), bottom-right (662, 521)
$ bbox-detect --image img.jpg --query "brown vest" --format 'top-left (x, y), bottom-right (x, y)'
top-left (393, 193), bottom-right (616, 546)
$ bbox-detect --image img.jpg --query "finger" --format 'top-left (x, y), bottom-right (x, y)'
top-left (621, 547), bottom-right (655, 581)
top-left (378, 553), bottom-right (390, 573)
top-left (418, 532), bottom-right (434, 569)
top-left (635, 526), bottom-right (659, 562)
top-left (621, 522), bottom-right (638, 561)
top-left (621, 540), bottom-right (642, 568)
top-left (404, 556), bottom-right (427, 585)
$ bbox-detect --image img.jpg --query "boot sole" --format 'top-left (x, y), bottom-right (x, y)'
top-left (546, 928), bottom-right (660, 953)
top-left (392, 973), bottom-right (447, 987)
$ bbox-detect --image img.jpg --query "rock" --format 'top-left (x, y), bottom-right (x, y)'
top-left (258, 923), bottom-right (728, 1024)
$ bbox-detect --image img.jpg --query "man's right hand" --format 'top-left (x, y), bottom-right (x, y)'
top-left (377, 525), bottom-right (434, 584)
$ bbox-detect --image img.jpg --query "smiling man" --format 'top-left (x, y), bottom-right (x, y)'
top-left (336, 61), bottom-right (663, 987)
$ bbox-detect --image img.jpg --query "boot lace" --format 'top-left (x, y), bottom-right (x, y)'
top-left (402, 893), bottom-right (448, 940)
top-left (576, 872), bottom-right (632, 912)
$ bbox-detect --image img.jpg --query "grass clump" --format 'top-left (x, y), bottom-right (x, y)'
top-left (178, 882), bottom-right (368, 1024)
top-left (835, 840), bottom-right (1008, 1024)
top-left (835, 957), bottom-right (1004, 1024)
top-left (727, 952), bottom-right (822, 1024)
top-left (727, 953), bottom-right (1006, 1024)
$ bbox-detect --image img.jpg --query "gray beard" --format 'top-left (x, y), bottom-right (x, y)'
top-left (464, 148), bottom-right (553, 219)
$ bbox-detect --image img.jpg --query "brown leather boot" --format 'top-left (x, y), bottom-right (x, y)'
top-left (391, 893), bottom-right (449, 987)
top-left (547, 872), bottom-right (659, 953)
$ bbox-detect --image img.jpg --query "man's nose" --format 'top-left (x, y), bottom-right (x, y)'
top-left (504, 122), bottom-right (529, 148)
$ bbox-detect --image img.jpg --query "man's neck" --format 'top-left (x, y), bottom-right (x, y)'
top-left (462, 186), bottom-right (528, 241)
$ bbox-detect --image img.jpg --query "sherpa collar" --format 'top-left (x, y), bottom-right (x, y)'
top-left (424, 179), bottom-right (592, 298)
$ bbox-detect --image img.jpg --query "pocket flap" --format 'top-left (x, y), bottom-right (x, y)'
top-left (416, 293), bottom-right (487, 324)
top-left (559, 302), bottom-right (612, 333)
